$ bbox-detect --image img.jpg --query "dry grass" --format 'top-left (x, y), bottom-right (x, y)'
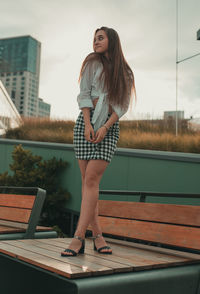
top-left (4, 117), bottom-right (200, 153)
top-left (5, 117), bottom-right (74, 143)
top-left (118, 130), bottom-right (200, 153)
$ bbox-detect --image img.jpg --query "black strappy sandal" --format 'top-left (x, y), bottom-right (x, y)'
top-left (61, 235), bottom-right (85, 257)
top-left (92, 234), bottom-right (112, 254)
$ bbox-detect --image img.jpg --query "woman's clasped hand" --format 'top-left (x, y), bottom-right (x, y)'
top-left (84, 124), bottom-right (107, 144)
top-left (84, 123), bottom-right (95, 142)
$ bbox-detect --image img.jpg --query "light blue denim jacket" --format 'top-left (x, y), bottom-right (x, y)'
top-left (77, 60), bottom-right (130, 132)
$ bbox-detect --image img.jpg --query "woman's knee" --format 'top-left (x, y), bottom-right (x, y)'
top-left (84, 159), bottom-right (108, 188)
top-left (85, 172), bottom-right (99, 188)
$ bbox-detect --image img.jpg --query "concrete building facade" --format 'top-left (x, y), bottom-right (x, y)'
top-left (38, 98), bottom-right (51, 117)
top-left (0, 35), bottom-right (50, 117)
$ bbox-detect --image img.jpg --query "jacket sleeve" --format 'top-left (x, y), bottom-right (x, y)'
top-left (77, 61), bottom-right (99, 109)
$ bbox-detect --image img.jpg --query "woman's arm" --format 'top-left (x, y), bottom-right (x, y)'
top-left (104, 111), bottom-right (119, 129)
top-left (82, 107), bottom-right (92, 126)
top-left (77, 60), bottom-right (100, 142)
top-left (77, 61), bottom-right (98, 109)
top-left (82, 107), bottom-right (95, 142)
top-left (93, 111), bottom-right (119, 144)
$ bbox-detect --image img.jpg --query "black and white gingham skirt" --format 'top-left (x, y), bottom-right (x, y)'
top-left (73, 109), bottom-right (120, 163)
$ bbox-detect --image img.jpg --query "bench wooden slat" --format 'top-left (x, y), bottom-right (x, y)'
top-left (1, 238), bottom-right (200, 280)
top-left (48, 237), bottom-right (198, 267)
top-left (0, 220), bottom-right (30, 230)
top-left (0, 194), bottom-right (35, 209)
top-left (0, 225), bottom-right (23, 233)
top-left (5, 240), bottom-right (117, 275)
top-left (0, 187), bottom-right (53, 239)
top-left (0, 241), bottom-right (90, 279)
top-left (18, 239), bottom-right (195, 270)
top-left (35, 226), bottom-right (54, 232)
top-left (0, 207), bottom-right (31, 223)
top-left (38, 238), bottom-right (160, 269)
top-left (0, 225), bottom-right (53, 234)
top-left (104, 236), bottom-right (200, 260)
top-left (98, 216), bottom-right (200, 251)
top-left (0, 220), bottom-right (52, 231)
top-left (99, 200), bottom-right (200, 227)
top-left (23, 239), bottom-right (130, 272)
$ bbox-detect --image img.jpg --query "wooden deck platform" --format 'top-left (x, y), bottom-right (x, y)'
top-left (0, 237), bottom-right (200, 279)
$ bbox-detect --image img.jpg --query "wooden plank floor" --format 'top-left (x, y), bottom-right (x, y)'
top-left (0, 237), bottom-right (200, 279)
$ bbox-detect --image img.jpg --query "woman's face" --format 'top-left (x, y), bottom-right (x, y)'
top-left (93, 30), bottom-right (109, 57)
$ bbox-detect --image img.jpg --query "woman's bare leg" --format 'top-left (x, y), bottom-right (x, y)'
top-left (76, 159), bottom-right (112, 252)
top-left (76, 160), bottom-right (103, 236)
top-left (75, 161), bottom-right (111, 252)
top-left (61, 159), bottom-right (110, 255)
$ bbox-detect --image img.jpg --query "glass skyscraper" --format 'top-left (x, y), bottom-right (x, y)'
top-left (0, 35), bottom-right (50, 117)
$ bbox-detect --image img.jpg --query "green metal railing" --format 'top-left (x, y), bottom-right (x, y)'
top-left (99, 190), bottom-right (200, 202)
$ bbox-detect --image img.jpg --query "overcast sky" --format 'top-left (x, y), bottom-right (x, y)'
top-left (0, 0), bottom-right (200, 120)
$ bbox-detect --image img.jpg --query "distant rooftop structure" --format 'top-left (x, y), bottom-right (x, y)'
top-left (38, 98), bottom-right (51, 118)
top-left (164, 111), bottom-right (184, 120)
top-left (188, 117), bottom-right (200, 131)
top-left (0, 80), bottom-right (22, 135)
top-left (197, 29), bottom-right (200, 40)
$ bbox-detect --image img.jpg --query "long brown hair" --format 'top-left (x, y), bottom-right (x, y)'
top-left (78, 26), bottom-right (136, 111)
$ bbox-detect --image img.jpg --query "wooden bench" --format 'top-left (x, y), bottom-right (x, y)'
top-left (88, 190), bottom-right (200, 253)
top-left (0, 186), bottom-right (57, 240)
top-left (1, 190), bottom-right (200, 294)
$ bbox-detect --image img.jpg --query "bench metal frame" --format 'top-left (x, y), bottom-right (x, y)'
top-left (0, 186), bottom-right (54, 239)
top-left (99, 190), bottom-right (200, 202)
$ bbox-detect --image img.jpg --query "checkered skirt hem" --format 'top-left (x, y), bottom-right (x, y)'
top-left (73, 110), bottom-right (120, 163)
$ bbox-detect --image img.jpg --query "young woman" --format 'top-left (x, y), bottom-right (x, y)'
top-left (61, 26), bottom-right (136, 256)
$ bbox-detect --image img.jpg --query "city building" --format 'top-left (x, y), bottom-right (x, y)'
top-left (0, 35), bottom-right (50, 117)
top-left (164, 111), bottom-right (184, 120)
top-left (38, 98), bottom-right (51, 117)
